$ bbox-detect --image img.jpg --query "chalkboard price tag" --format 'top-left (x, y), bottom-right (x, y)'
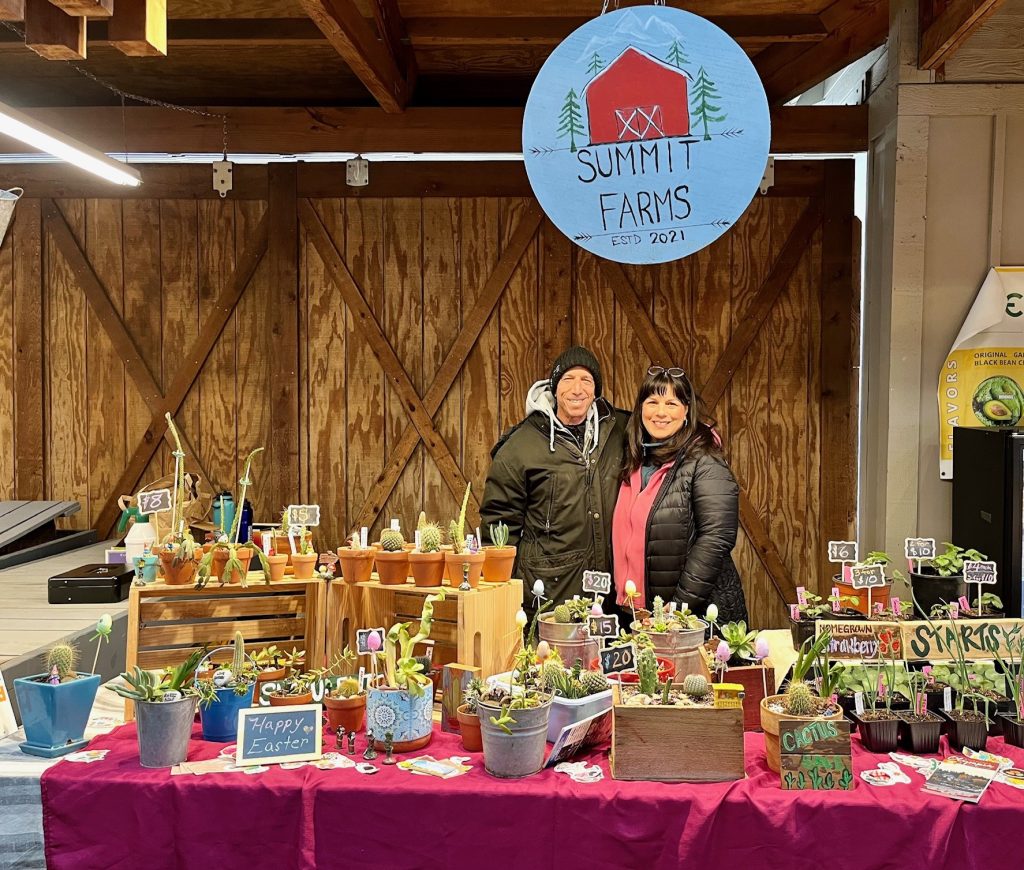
top-left (827, 541), bottom-right (858, 564)
top-left (582, 570), bottom-right (612, 596)
top-left (235, 704), bottom-right (323, 766)
top-left (138, 488), bottom-right (172, 515)
top-left (904, 537), bottom-right (936, 560)
top-left (600, 643), bottom-right (637, 675)
top-left (850, 565), bottom-right (886, 590)
top-left (588, 615), bottom-right (618, 638)
top-left (964, 560), bottom-right (998, 585)
top-left (287, 504), bottom-right (321, 527)
top-left (356, 627), bottom-right (387, 655)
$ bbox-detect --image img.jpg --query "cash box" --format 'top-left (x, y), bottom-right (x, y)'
top-left (48, 564), bottom-right (134, 604)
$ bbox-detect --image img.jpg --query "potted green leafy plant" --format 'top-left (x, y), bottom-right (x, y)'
top-left (365, 592), bottom-right (445, 751)
top-left (457, 677), bottom-right (485, 752)
top-left (194, 631), bottom-right (258, 742)
top-left (107, 648), bottom-right (206, 767)
top-left (155, 413), bottom-right (202, 585)
top-left (196, 449), bottom-right (272, 588)
top-left (964, 592), bottom-right (1004, 618)
top-left (482, 521), bottom-right (516, 583)
top-left (289, 527), bottom-right (318, 579)
top-left (909, 542), bottom-right (985, 618)
top-left (707, 621), bottom-right (777, 731)
top-left (444, 484), bottom-right (485, 586)
top-left (375, 528), bottom-right (410, 585)
top-left (895, 671), bottom-right (944, 754)
top-left (537, 596), bottom-right (599, 669)
top-left (789, 590), bottom-right (862, 648)
top-left (849, 650), bottom-right (902, 752)
top-left (409, 521), bottom-right (444, 587)
top-left (994, 634), bottom-right (1024, 747)
top-left (759, 631), bottom-right (843, 773)
top-left (834, 551), bottom-right (896, 615)
top-left (630, 596), bottom-right (708, 680)
top-left (337, 530), bottom-right (375, 584)
top-left (933, 615), bottom-right (991, 751)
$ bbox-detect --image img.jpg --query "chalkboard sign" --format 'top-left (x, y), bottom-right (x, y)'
top-left (964, 560), bottom-right (998, 585)
top-left (600, 643), bottom-right (637, 675)
top-left (287, 504), bottom-right (321, 527)
top-left (779, 719), bottom-right (853, 791)
top-left (236, 704), bottom-right (323, 766)
top-left (582, 570), bottom-right (612, 595)
top-left (827, 540), bottom-right (858, 563)
top-left (138, 488), bottom-right (172, 515)
top-left (850, 565), bottom-right (886, 590)
top-left (904, 537), bottom-right (936, 560)
top-left (357, 627), bottom-right (387, 655)
top-left (588, 615), bottom-right (618, 638)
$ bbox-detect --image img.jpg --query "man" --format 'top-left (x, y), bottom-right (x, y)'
top-left (480, 346), bottom-right (628, 616)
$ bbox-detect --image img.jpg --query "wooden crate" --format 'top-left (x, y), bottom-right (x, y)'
top-left (327, 578), bottom-right (523, 681)
top-left (124, 573), bottom-right (325, 720)
top-left (610, 688), bottom-right (745, 782)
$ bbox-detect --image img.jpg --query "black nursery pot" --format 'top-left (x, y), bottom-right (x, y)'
top-left (851, 712), bottom-right (900, 753)
top-left (789, 618), bottom-right (815, 650)
top-left (940, 709), bottom-right (989, 752)
top-left (999, 713), bottom-right (1024, 748)
top-left (837, 694), bottom-right (859, 732)
top-left (909, 569), bottom-right (965, 618)
top-left (896, 711), bottom-right (943, 754)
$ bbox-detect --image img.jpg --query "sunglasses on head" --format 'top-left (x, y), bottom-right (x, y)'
top-left (648, 366), bottom-right (686, 378)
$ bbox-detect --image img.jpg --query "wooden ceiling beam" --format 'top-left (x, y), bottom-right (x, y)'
top-left (919, 0), bottom-right (1008, 69)
top-left (108, 0), bottom-right (167, 57)
top-left (755, 0), bottom-right (888, 104)
top-left (372, 0), bottom-right (416, 89)
top-left (298, 0), bottom-right (411, 113)
top-left (0, 1), bottom-right (24, 20)
top-left (24, 0), bottom-right (85, 59)
top-left (46, 0), bottom-right (110, 16)
top-left (0, 104), bottom-right (867, 154)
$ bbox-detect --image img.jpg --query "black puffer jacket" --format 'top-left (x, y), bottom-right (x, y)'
top-left (644, 448), bottom-right (746, 623)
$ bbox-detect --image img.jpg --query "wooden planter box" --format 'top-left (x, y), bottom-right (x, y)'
top-left (610, 685), bottom-right (745, 783)
top-left (327, 577), bottom-right (523, 682)
top-left (727, 663), bottom-right (776, 732)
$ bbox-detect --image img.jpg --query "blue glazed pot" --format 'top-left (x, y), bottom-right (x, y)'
top-left (14, 673), bottom-right (101, 758)
top-left (200, 684), bottom-right (255, 742)
top-left (366, 686), bottom-right (434, 751)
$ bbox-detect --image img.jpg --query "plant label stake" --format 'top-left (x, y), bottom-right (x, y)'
top-left (360, 527), bottom-right (369, 549)
top-left (854, 691), bottom-right (864, 716)
top-left (904, 537), bottom-right (936, 574)
top-left (582, 570), bottom-right (612, 610)
top-left (964, 560), bottom-right (998, 618)
top-left (391, 518), bottom-right (400, 531)
top-left (588, 616), bottom-right (618, 638)
top-left (943, 686), bottom-right (953, 712)
top-left (600, 643), bottom-right (637, 675)
top-left (828, 540), bottom-right (858, 584)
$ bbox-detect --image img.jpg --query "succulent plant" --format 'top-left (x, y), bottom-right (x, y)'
top-left (419, 522), bottom-right (442, 553)
top-left (416, 510), bottom-right (428, 532)
top-left (553, 604), bottom-right (572, 624)
top-left (682, 674), bottom-right (710, 699)
top-left (231, 631), bottom-right (245, 676)
top-left (46, 641), bottom-right (78, 681)
top-left (463, 677), bottom-right (485, 714)
top-left (489, 521), bottom-right (510, 549)
top-left (335, 676), bottom-right (361, 698)
top-left (380, 528), bottom-right (405, 552)
top-left (637, 647), bottom-right (659, 697)
top-left (785, 680), bottom-right (816, 716)
top-left (579, 669), bottom-right (609, 696)
top-left (449, 520), bottom-right (465, 555)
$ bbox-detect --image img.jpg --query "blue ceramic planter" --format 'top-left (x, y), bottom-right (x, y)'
top-left (200, 684), bottom-right (255, 741)
top-left (14, 673), bottom-right (100, 758)
top-left (366, 686), bottom-right (434, 751)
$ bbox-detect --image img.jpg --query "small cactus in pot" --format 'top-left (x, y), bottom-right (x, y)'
top-left (375, 528), bottom-right (410, 585)
top-left (410, 521), bottom-right (445, 587)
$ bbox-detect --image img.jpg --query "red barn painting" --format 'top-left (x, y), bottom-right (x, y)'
top-left (582, 46), bottom-right (690, 146)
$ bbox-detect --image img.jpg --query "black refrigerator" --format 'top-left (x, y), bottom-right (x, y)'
top-left (952, 426), bottom-right (1024, 617)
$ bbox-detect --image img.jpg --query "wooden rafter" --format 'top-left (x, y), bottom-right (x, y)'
top-left (299, 0), bottom-right (412, 113)
top-left (24, 0), bottom-right (86, 59)
top-left (0, 1), bottom-right (24, 20)
top-left (41, 199), bottom-right (212, 492)
top-left (919, 0), bottom-right (1008, 69)
top-left (372, 0), bottom-right (417, 89)
top-left (4, 105), bottom-right (868, 156)
top-left (93, 214), bottom-right (270, 539)
top-left (298, 199), bottom-right (480, 514)
top-left (600, 202), bottom-right (823, 609)
top-left (47, 0), bottom-right (110, 15)
top-left (108, 0), bottom-right (167, 57)
top-left (351, 202), bottom-right (545, 529)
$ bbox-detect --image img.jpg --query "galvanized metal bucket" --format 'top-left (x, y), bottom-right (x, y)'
top-left (478, 696), bottom-right (552, 778)
top-left (538, 615), bottom-right (600, 669)
top-left (645, 621), bottom-right (708, 680)
top-left (0, 188), bottom-right (22, 247)
top-left (135, 696), bottom-right (198, 768)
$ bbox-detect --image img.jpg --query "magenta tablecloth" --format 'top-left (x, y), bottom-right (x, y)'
top-left (42, 721), bottom-right (1024, 870)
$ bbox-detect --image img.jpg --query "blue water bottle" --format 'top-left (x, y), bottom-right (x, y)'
top-left (212, 492), bottom-right (235, 538)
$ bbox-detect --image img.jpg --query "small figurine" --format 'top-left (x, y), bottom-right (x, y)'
top-left (382, 731), bottom-right (397, 765)
top-left (336, 726), bottom-right (346, 751)
top-left (47, 666), bottom-right (61, 686)
top-left (347, 730), bottom-right (356, 755)
top-left (459, 563), bottom-right (471, 592)
top-left (363, 730), bottom-right (378, 761)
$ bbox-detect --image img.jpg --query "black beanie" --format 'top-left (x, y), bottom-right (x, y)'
top-left (550, 346), bottom-right (603, 398)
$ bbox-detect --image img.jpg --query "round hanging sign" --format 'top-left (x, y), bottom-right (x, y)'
top-left (522, 5), bottom-right (771, 265)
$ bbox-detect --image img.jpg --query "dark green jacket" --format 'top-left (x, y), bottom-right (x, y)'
top-left (480, 394), bottom-right (628, 611)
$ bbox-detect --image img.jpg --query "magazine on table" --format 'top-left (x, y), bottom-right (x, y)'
top-left (922, 755), bottom-right (1002, 803)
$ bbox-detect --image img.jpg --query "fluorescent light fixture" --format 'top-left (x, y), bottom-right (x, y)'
top-left (0, 100), bottom-right (141, 186)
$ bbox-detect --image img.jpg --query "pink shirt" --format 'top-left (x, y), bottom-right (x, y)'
top-left (612, 463), bottom-right (672, 606)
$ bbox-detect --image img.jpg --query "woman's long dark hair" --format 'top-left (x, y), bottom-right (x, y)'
top-left (622, 369), bottom-right (719, 480)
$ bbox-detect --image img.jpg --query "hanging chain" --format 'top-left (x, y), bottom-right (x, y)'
top-left (1, 19), bottom-right (230, 158)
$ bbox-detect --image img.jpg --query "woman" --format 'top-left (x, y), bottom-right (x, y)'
top-left (612, 366), bottom-right (747, 624)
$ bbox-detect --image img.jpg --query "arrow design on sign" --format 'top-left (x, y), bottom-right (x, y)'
top-left (574, 219), bottom-right (730, 242)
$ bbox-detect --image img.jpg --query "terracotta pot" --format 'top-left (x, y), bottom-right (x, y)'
top-left (222, 547), bottom-right (253, 585)
top-left (375, 549), bottom-right (411, 585)
top-left (268, 691), bottom-right (313, 707)
top-left (336, 547), bottom-right (374, 584)
top-left (273, 532), bottom-right (313, 567)
top-left (834, 576), bottom-right (891, 616)
top-left (444, 551), bottom-right (485, 588)
top-left (759, 694), bottom-right (844, 773)
top-left (158, 548), bottom-right (201, 586)
top-left (291, 552), bottom-right (318, 580)
top-left (209, 549), bottom-right (230, 582)
top-left (267, 553), bottom-right (288, 582)
top-left (409, 551), bottom-right (445, 587)
top-left (402, 542), bottom-right (416, 553)
top-left (482, 546), bottom-right (516, 583)
top-left (256, 666), bottom-right (287, 686)
top-left (457, 705), bottom-right (483, 752)
top-left (440, 545), bottom-right (454, 581)
top-left (324, 693), bottom-right (366, 733)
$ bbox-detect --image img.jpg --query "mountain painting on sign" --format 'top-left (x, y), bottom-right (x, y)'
top-left (522, 6), bottom-right (770, 265)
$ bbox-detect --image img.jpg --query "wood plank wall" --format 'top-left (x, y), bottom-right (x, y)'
top-left (0, 162), bottom-right (856, 628)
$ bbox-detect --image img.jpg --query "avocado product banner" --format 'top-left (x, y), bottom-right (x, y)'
top-left (522, 5), bottom-right (770, 265)
top-left (939, 267), bottom-right (1024, 478)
